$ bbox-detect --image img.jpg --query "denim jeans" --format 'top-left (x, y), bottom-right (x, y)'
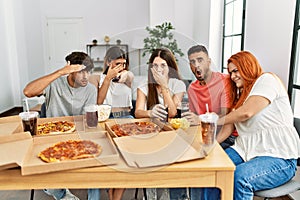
top-left (169, 188), bottom-right (189, 200)
top-left (190, 147), bottom-right (297, 200)
top-left (88, 189), bottom-right (100, 200)
top-left (44, 189), bottom-right (100, 199)
top-left (146, 188), bottom-right (170, 200)
top-left (44, 189), bottom-right (66, 199)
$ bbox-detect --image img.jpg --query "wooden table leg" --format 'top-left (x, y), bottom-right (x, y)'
top-left (216, 171), bottom-right (234, 200)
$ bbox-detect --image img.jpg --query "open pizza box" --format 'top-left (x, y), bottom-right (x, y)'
top-left (105, 119), bottom-right (216, 168)
top-left (0, 131), bottom-right (120, 175)
top-left (0, 115), bottom-right (104, 136)
top-left (36, 115), bottom-right (106, 135)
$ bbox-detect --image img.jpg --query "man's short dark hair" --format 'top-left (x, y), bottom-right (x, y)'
top-left (187, 45), bottom-right (209, 56)
top-left (65, 52), bottom-right (94, 72)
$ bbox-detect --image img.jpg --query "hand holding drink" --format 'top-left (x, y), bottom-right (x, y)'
top-left (150, 104), bottom-right (168, 123)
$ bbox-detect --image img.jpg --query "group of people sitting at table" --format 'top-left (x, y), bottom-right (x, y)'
top-left (23, 44), bottom-right (300, 200)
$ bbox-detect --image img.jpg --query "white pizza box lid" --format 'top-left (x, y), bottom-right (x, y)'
top-left (0, 128), bottom-right (120, 176)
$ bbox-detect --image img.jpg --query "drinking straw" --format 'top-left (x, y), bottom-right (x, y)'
top-left (205, 103), bottom-right (209, 113)
top-left (25, 98), bottom-right (30, 113)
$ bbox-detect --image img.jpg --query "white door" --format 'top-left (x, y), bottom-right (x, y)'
top-left (46, 18), bottom-right (84, 73)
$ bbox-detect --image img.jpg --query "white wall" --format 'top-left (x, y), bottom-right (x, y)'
top-left (244, 0), bottom-right (296, 86)
top-left (0, 0), bottom-right (15, 113)
top-left (209, 0), bottom-right (224, 70)
top-left (148, 0), bottom-right (211, 80)
top-left (0, 0), bottom-right (25, 113)
top-left (39, 0), bottom-right (149, 75)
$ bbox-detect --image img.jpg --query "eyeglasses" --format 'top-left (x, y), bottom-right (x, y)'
top-left (151, 63), bottom-right (168, 69)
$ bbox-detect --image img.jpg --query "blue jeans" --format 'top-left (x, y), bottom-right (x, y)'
top-left (44, 188), bottom-right (100, 199)
top-left (44, 189), bottom-right (66, 199)
top-left (88, 189), bottom-right (100, 200)
top-left (169, 188), bottom-right (189, 200)
top-left (190, 147), bottom-right (297, 200)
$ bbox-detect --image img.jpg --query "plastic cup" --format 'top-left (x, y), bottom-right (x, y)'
top-left (199, 113), bottom-right (219, 145)
top-left (19, 111), bottom-right (39, 135)
top-left (84, 105), bottom-right (98, 128)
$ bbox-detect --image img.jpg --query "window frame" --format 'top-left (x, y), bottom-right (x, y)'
top-left (288, 0), bottom-right (300, 118)
top-left (221, 0), bottom-right (246, 72)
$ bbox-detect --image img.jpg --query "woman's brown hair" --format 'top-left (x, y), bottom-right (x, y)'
top-left (147, 48), bottom-right (181, 109)
top-left (227, 51), bottom-right (263, 109)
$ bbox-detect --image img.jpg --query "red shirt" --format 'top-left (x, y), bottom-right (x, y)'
top-left (188, 72), bottom-right (232, 115)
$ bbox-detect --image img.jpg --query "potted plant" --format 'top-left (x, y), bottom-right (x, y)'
top-left (142, 22), bottom-right (184, 59)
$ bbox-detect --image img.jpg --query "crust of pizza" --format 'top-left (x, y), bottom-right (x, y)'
top-left (38, 140), bottom-right (102, 163)
top-left (37, 121), bottom-right (76, 135)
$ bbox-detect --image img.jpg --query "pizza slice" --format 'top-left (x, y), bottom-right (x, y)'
top-left (37, 121), bottom-right (76, 135)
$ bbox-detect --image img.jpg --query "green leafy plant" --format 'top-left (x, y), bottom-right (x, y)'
top-left (142, 22), bottom-right (184, 59)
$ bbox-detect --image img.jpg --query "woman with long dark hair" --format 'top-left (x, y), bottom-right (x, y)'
top-left (89, 46), bottom-right (134, 119)
top-left (135, 48), bottom-right (186, 120)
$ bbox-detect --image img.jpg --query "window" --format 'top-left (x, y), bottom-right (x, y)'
top-left (288, 0), bottom-right (300, 119)
top-left (221, 0), bottom-right (246, 72)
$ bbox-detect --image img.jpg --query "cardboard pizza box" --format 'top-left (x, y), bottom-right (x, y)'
top-left (106, 120), bottom-right (214, 168)
top-left (0, 132), bottom-right (32, 171)
top-left (0, 115), bottom-right (105, 136)
top-left (21, 131), bottom-right (119, 175)
top-left (36, 115), bottom-right (106, 135)
top-left (0, 115), bottom-right (24, 135)
top-left (0, 131), bottom-right (120, 175)
top-left (0, 122), bottom-right (23, 135)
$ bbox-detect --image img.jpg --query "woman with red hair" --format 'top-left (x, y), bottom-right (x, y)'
top-left (191, 51), bottom-right (300, 199)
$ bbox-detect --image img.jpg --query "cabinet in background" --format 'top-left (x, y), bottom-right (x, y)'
top-left (86, 44), bottom-right (128, 72)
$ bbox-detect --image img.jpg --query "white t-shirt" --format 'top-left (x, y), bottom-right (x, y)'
top-left (232, 73), bottom-right (300, 161)
top-left (138, 78), bottom-right (186, 106)
top-left (99, 73), bottom-right (132, 108)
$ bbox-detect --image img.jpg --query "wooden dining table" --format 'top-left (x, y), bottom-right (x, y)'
top-left (0, 115), bottom-right (235, 200)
